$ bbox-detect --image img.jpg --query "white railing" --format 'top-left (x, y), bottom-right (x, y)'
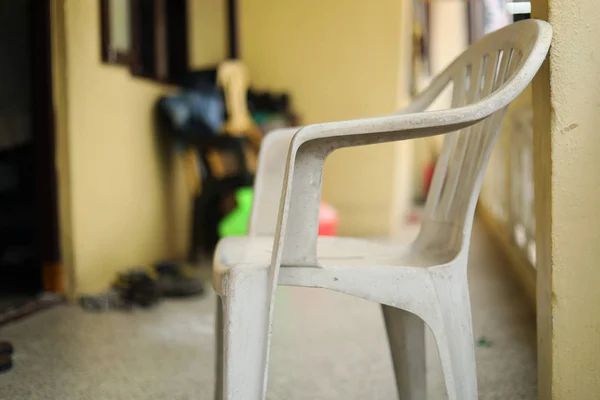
top-left (509, 108), bottom-right (536, 266)
top-left (480, 88), bottom-right (536, 269)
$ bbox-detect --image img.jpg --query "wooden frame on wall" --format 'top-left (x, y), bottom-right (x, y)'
top-left (99, 0), bottom-right (132, 65)
top-left (99, 0), bottom-right (189, 85)
top-left (99, 0), bottom-right (239, 85)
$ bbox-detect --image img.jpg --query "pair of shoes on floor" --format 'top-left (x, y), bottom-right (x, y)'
top-left (153, 262), bottom-right (205, 297)
top-left (80, 269), bottom-right (161, 311)
top-left (79, 262), bottom-right (205, 312)
top-left (0, 341), bottom-right (13, 373)
top-left (113, 262), bottom-right (206, 302)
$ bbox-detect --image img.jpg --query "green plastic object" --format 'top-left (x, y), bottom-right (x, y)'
top-left (218, 187), bottom-right (254, 237)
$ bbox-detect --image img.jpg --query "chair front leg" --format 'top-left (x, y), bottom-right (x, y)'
top-left (215, 296), bottom-right (224, 400)
top-left (220, 269), bottom-right (272, 400)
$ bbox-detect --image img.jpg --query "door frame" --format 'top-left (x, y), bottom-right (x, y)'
top-left (31, 0), bottom-right (63, 293)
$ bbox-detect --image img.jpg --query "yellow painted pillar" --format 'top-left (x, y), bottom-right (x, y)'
top-left (532, 0), bottom-right (600, 398)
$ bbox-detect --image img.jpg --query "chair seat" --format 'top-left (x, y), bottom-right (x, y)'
top-left (213, 235), bottom-right (456, 295)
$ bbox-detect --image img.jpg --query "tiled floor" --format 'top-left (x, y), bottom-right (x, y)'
top-left (0, 221), bottom-right (536, 399)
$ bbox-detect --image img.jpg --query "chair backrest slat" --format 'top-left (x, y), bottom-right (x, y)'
top-left (416, 21), bottom-right (549, 256)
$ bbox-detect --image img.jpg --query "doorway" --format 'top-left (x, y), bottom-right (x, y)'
top-left (0, 0), bottom-right (60, 312)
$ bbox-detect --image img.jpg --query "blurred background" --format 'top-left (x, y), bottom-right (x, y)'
top-left (0, 0), bottom-right (535, 305)
top-left (0, 0), bottom-right (540, 393)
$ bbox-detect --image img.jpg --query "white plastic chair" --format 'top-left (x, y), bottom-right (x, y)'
top-left (213, 20), bottom-right (551, 400)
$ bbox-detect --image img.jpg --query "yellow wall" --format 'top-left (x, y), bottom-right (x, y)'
top-left (188, 0), bottom-right (228, 69)
top-left (532, 0), bottom-right (600, 398)
top-left (56, 0), bottom-right (191, 294)
top-left (53, 0), bottom-right (412, 292)
top-left (239, 0), bottom-right (413, 236)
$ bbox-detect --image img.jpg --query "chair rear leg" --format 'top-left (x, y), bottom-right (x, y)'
top-left (382, 305), bottom-right (426, 400)
top-left (221, 271), bottom-right (271, 400)
top-left (430, 273), bottom-right (478, 400)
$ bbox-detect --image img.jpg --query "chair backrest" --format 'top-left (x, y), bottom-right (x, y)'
top-left (249, 20), bottom-right (550, 260)
top-left (408, 19), bottom-right (551, 257)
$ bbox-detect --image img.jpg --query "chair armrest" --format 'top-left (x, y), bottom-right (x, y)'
top-left (248, 110), bottom-right (478, 239)
top-left (292, 106), bottom-right (491, 149)
top-left (249, 127), bottom-right (299, 236)
top-left (270, 108), bottom-right (491, 276)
